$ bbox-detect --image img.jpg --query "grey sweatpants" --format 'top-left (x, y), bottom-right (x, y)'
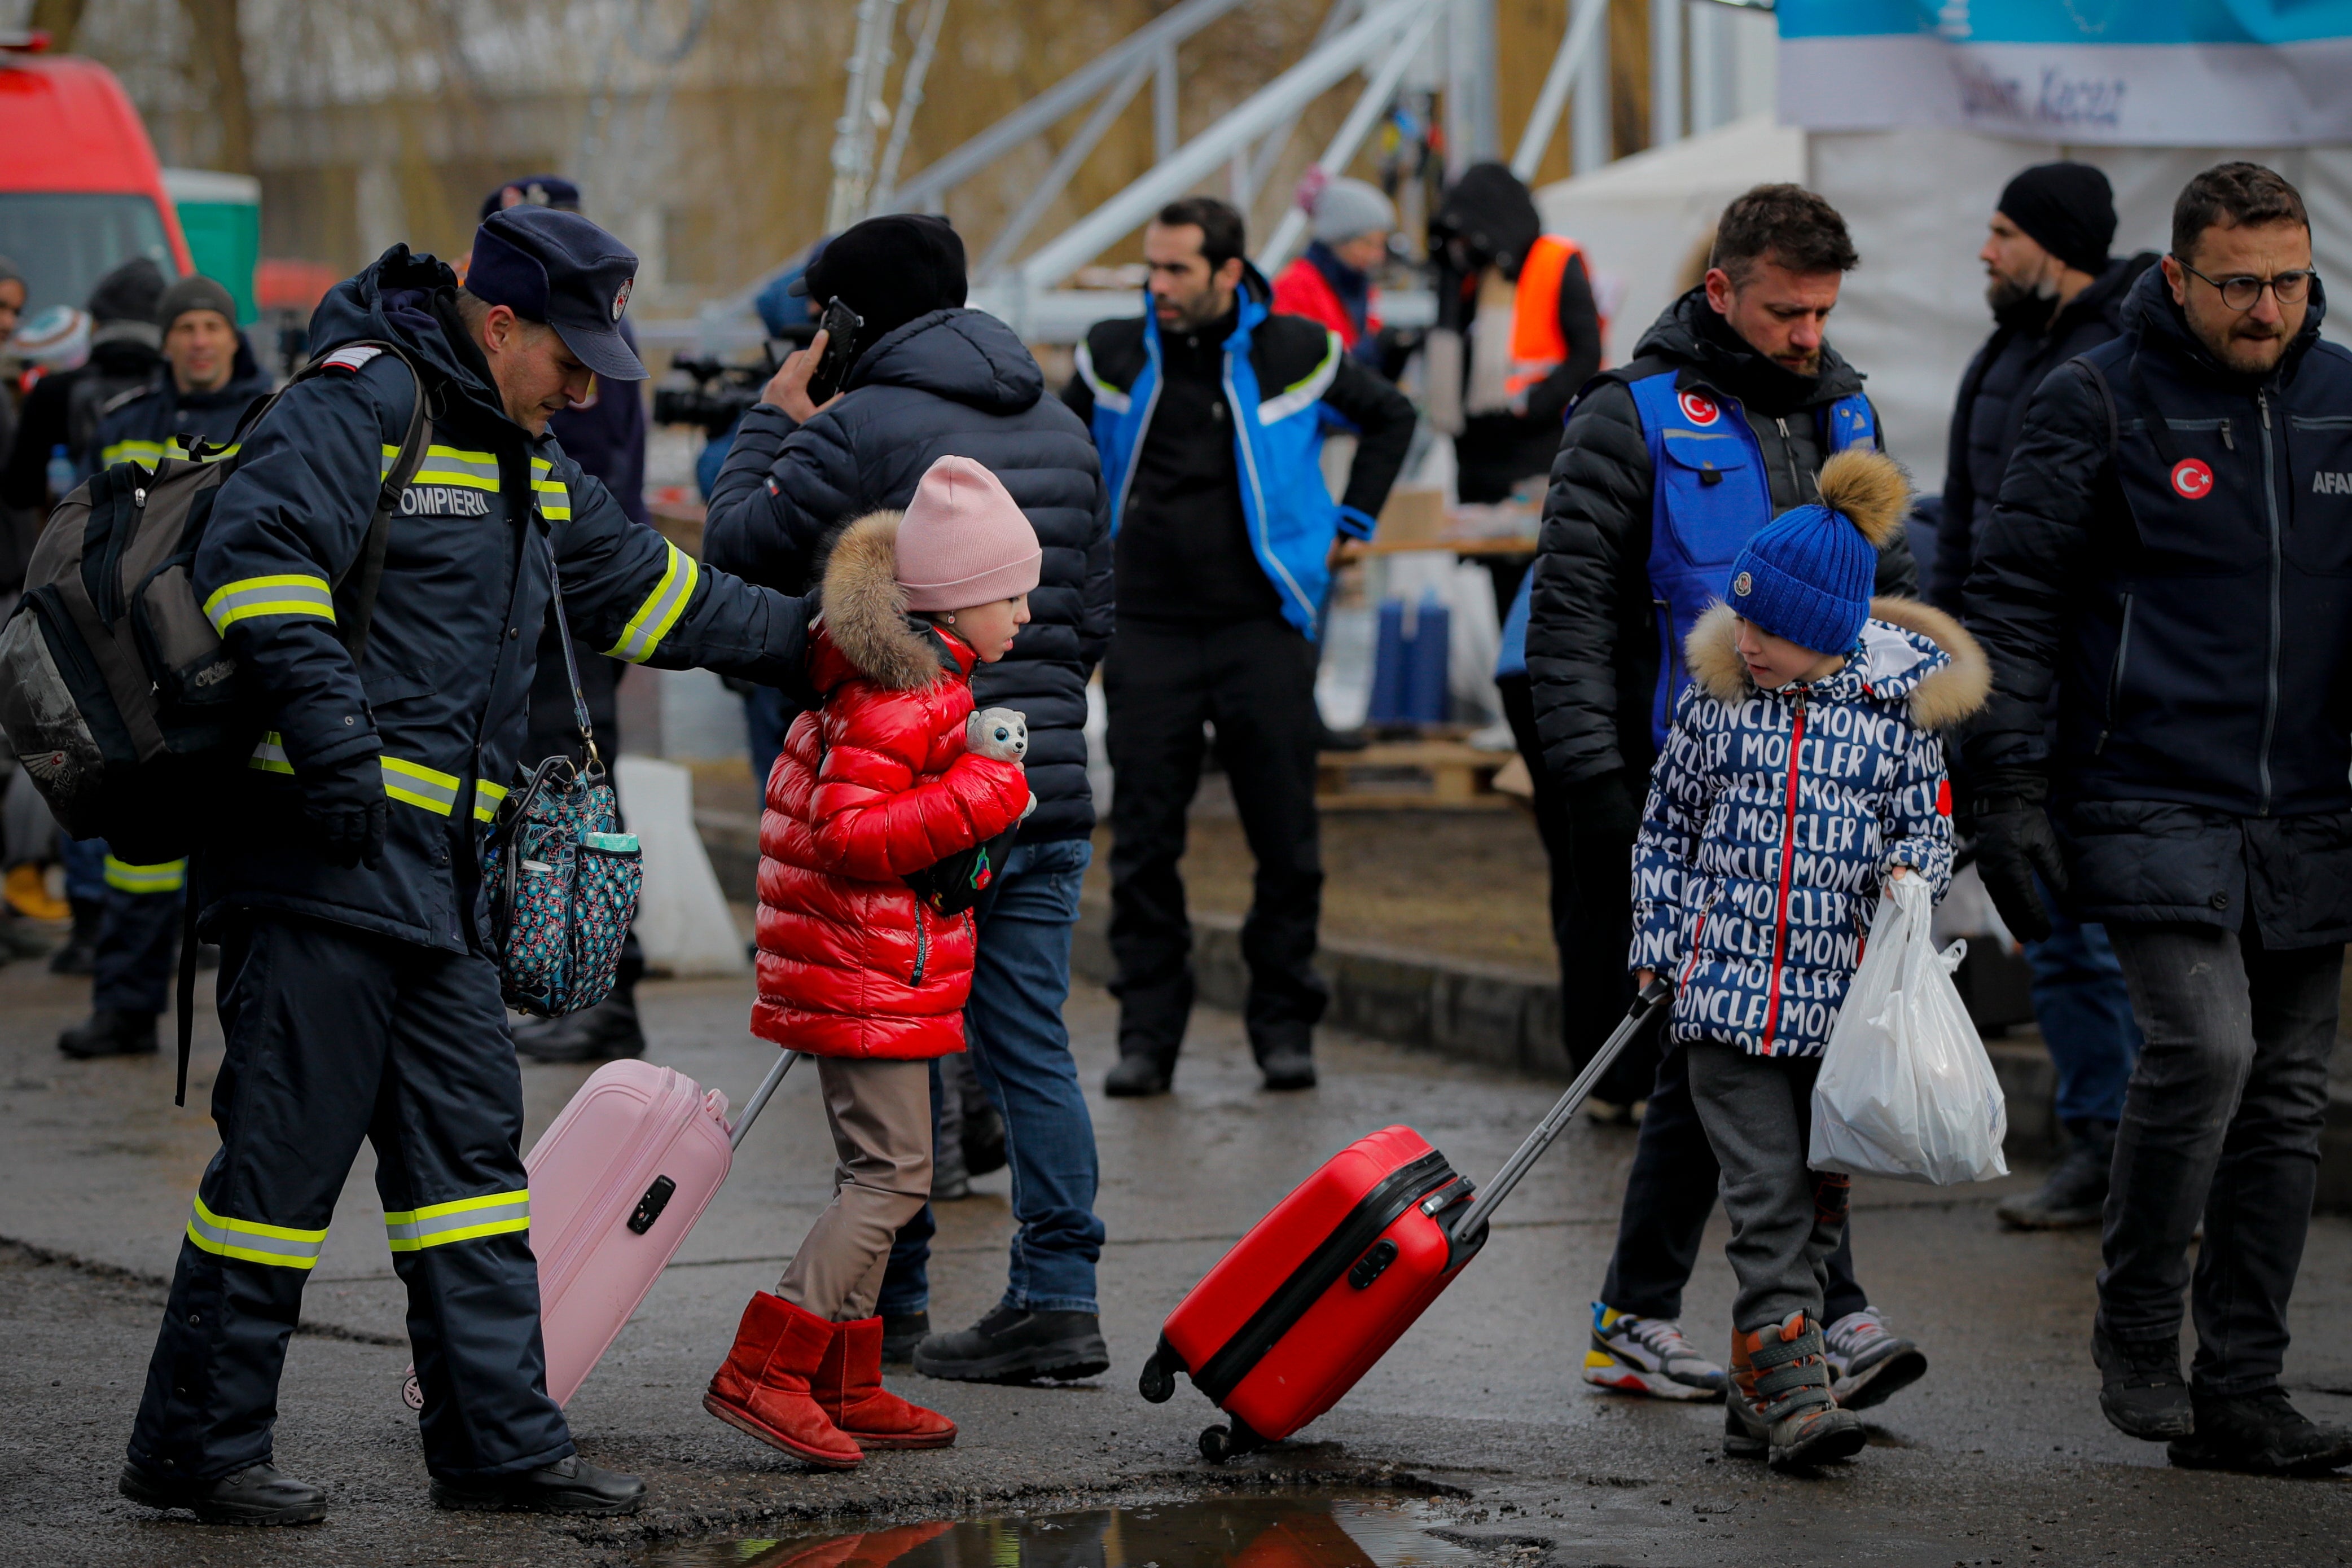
top-left (778, 1056), bottom-right (934, 1322)
top-left (1686, 1040), bottom-right (1852, 1333)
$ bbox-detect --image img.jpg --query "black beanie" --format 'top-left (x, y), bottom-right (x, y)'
top-left (798, 214), bottom-right (967, 349)
top-left (1996, 162), bottom-right (2116, 277)
top-left (157, 274), bottom-right (238, 331)
top-left (86, 256), bottom-right (167, 326)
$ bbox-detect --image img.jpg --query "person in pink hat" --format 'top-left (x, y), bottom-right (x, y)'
top-left (703, 454), bottom-right (1042, 1468)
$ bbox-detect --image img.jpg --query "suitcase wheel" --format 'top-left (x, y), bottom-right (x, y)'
top-left (1199, 1424), bottom-right (1234, 1462)
top-left (400, 1373), bottom-right (423, 1412)
top-left (1138, 1351), bottom-right (1176, 1404)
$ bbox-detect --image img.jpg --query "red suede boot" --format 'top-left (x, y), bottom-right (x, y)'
top-left (704, 1292), bottom-right (863, 1468)
top-left (814, 1317), bottom-right (958, 1448)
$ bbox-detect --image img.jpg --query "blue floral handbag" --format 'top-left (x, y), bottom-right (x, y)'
top-left (484, 539), bottom-right (642, 1017)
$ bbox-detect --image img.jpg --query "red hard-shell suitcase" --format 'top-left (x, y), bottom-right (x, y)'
top-left (1140, 981), bottom-right (1670, 1459)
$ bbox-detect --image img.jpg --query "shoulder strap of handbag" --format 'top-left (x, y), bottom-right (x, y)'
top-left (538, 526), bottom-right (598, 769)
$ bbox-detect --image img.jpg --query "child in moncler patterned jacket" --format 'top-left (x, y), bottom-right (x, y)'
top-left (1628, 450), bottom-right (1988, 1473)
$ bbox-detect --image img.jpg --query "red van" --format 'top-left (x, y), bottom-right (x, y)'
top-left (0, 32), bottom-right (191, 313)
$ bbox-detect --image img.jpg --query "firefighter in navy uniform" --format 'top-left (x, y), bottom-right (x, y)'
top-left (58, 275), bottom-right (273, 1061)
top-left (119, 207), bottom-right (815, 1526)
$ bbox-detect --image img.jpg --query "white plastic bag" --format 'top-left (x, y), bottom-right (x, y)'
top-left (1809, 873), bottom-right (2009, 1185)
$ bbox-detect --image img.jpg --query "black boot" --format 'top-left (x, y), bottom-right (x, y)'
top-left (2168, 1389), bottom-right (2352, 1477)
top-left (881, 1310), bottom-right (931, 1364)
top-left (1105, 1047), bottom-right (1174, 1097)
top-left (59, 1009), bottom-right (159, 1058)
top-left (512, 992), bottom-right (646, 1063)
top-left (428, 1454), bottom-right (645, 1514)
top-left (47, 897), bottom-right (101, 975)
top-left (120, 1460), bottom-right (328, 1526)
top-left (2094, 1327), bottom-right (2196, 1439)
top-left (962, 1097), bottom-right (1007, 1177)
top-left (914, 1305), bottom-right (1111, 1383)
top-left (1258, 1046), bottom-right (1317, 1092)
top-left (1997, 1119), bottom-right (2114, 1229)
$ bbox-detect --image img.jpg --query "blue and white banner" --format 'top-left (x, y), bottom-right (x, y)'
top-left (1779, 2), bottom-right (2352, 145)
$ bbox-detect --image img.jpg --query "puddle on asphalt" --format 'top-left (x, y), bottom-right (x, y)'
top-left (643, 1496), bottom-right (1490, 1568)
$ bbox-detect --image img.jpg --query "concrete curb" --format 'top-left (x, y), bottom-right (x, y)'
top-left (697, 810), bottom-right (2352, 1205)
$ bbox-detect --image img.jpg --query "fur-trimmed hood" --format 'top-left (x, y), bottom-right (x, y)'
top-left (1683, 595), bottom-right (1990, 730)
top-left (814, 511), bottom-right (975, 692)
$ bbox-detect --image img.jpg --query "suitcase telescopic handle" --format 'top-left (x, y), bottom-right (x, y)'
top-left (1450, 976), bottom-right (1673, 1244)
top-left (729, 1049), bottom-right (800, 1150)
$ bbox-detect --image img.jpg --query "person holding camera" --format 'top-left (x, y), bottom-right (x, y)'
top-left (701, 214), bottom-right (1119, 1387)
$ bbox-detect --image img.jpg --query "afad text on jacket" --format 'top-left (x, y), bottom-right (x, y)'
top-left (753, 512), bottom-right (1031, 1060)
top-left (1631, 598), bottom-right (1988, 1057)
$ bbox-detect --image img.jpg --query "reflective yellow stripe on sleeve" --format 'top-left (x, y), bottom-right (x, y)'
top-left (188, 1194), bottom-right (328, 1270)
top-left (104, 856), bottom-right (187, 894)
top-left (102, 437), bottom-right (170, 469)
top-left (601, 543), bottom-right (697, 664)
top-left (203, 574), bottom-right (336, 635)
top-left (529, 456), bottom-right (571, 520)
top-left (247, 731), bottom-right (293, 774)
top-left (379, 756), bottom-right (461, 816)
top-left (383, 1189), bottom-right (530, 1252)
top-left (472, 778), bottom-right (509, 824)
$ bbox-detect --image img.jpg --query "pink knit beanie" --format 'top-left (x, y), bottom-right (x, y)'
top-left (894, 454), bottom-right (1042, 612)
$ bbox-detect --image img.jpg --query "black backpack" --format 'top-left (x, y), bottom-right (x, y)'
top-left (0, 342), bottom-right (432, 864)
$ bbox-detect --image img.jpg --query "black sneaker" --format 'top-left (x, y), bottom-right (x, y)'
top-left (2094, 1327), bottom-right (2196, 1439)
top-left (881, 1310), bottom-right (931, 1364)
top-left (1997, 1122), bottom-right (2113, 1230)
top-left (2168, 1389), bottom-right (2352, 1477)
top-left (512, 996), bottom-right (646, 1063)
top-left (58, 1009), bottom-right (159, 1059)
top-left (120, 1460), bottom-right (328, 1526)
top-left (1258, 1048), bottom-right (1317, 1092)
top-left (428, 1454), bottom-right (645, 1514)
top-left (914, 1306), bottom-right (1111, 1384)
top-left (1104, 1053), bottom-right (1173, 1097)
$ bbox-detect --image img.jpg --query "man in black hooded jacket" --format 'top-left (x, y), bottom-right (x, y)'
top-left (1965, 162), bottom-right (2352, 1475)
top-left (1524, 185), bottom-right (1927, 1416)
top-left (1936, 163), bottom-right (2154, 1235)
top-left (701, 213), bottom-right (1118, 1388)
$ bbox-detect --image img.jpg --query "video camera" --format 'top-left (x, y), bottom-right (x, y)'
top-left (652, 324), bottom-right (816, 436)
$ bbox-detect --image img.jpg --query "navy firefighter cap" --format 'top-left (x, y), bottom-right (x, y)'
top-left (466, 206), bottom-right (647, 382)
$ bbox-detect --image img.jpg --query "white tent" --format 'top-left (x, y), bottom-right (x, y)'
top-left (1533, 115), bottom-right (1806, 372)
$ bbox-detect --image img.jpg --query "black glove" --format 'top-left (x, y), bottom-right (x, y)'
top-left (1564, 769), bottom-right (1644, 921)
top-left (1971, 772), bottom-right (2065, 945)
top-left (300, 751), bottom-right (389, 869)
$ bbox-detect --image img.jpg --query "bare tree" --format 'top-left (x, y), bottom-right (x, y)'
top-left (177, 0), bottom-right (251, 174)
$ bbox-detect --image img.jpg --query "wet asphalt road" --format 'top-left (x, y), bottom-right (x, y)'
top-left (2, 953), bottom-right (2349, 1567)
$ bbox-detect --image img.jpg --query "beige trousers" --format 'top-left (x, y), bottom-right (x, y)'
top-left (776, 1056), bottom-right (934, 1321)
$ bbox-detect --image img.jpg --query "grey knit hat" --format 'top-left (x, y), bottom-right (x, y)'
top-left (157, 274), bottom-right (238, 331)
top-left (1312, 177), bottom-right (1397, 244)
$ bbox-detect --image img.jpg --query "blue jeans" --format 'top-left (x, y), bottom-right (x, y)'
top-left (2027, 876), bottom-right (2143, 1127)
top-left (879, 838), bottom-right (1105, 1315)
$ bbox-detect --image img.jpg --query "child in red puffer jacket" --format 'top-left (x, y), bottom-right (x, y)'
top-left (705, 455), bottom-right (1038, 1470)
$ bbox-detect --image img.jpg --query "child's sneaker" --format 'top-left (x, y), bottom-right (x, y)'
top-left (1582, 1303), bottom-right (1727, 1401)
top-left (1823, 1307), bottom-right (1928, 1410)
top-left (1727, 1312), bottom-right (1866, 1471)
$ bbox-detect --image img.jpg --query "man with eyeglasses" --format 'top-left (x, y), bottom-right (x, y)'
top-left (1965, 162), bottom-right (2352, 1477)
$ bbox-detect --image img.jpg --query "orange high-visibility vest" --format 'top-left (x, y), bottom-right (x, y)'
top-left (1504, 235), bottom-right (1604, 396)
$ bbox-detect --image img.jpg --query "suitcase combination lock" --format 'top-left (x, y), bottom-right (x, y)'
top-left (1347, 1238), bottom-right (1398, 1289)
top-left (628, 1175), bottom-right (677, 1235)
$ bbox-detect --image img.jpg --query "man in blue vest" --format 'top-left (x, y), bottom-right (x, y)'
top-left (1525, 185), bottom-right (1928, 1420)
top-left (1063, 196), bottom-right (1415, 1096)
top-left (1967, 162), bottom-right (2352, 1475)
top-left (57, 274), bottom-right (272, 1061)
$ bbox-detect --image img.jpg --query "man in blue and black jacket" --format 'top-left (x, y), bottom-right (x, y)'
top-left (119, 207), bottom-right (815, 1527)
top-left (1063, 195), bottom-right (1415, 1096)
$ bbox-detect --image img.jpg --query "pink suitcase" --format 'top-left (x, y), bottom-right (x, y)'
top-left (401, 1050), bottom-right (797, 1410)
